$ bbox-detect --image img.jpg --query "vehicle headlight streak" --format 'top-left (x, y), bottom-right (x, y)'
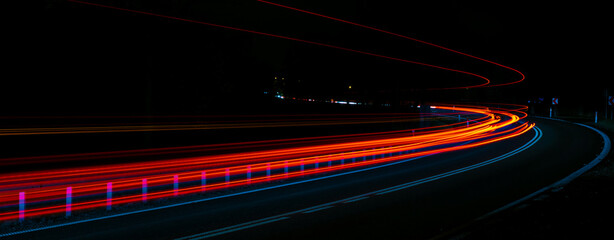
top-left (0, 105), bottom-right (533, 222)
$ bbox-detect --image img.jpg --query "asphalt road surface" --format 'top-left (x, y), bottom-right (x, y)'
top-left (1, 117), bottom-right (606, 240)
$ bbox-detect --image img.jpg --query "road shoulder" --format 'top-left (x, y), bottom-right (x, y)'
top-left (442, 118), bottom-right (614, 239)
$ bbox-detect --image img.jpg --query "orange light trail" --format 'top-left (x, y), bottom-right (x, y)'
top-left (0, 113), bottom-right (454, 136)
top-left (0, 0), bottom-right (531, 222)
top-left (0, 105), bottom-right (533, 222)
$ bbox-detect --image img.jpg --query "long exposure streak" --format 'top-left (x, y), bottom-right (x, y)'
top-left (0, 0), bottom-right (533, 225)
top-left (65, 0), bottom-right (490, 89)
top-left (0, 105), bottom-right (533, 221)
top-left (257, 0), bottom-right (525, 87)
top-left (0, 114), bottom-right (451, 136)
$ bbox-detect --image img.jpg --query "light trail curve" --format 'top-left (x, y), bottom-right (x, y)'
top-left (0, 105), bottom-right (532, 222)
top-left (65, 0), bottom-right (491, 89)
top-left (257, 0), bottom-right (525, 88)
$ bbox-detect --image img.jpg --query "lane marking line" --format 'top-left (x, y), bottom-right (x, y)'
top-left (0, 154), bottom-right (433, 237)
top-left (477, 118), bottom-right (610, 220)
top-left (174, 216), bottom-right (284, 240)
top-left (343, 196), bottom-right (369, 203)
top-left (553, 123), bottom-right (610, 187)
top-left (2, 125), bottom-right (538, 238)
top-left (376, 126), bottom-right (542, 196)
top-left (178, 217), bottom-right (289, 240)
top-left (302, 206), bottom-right (334, 214)
top-left (174, 127), bottom-right (541, 239)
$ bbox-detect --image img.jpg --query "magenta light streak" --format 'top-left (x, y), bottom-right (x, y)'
top-left (66, 187), bottom-right (72, 217)
top-left (173, 175), bottom-right (179, 196)
top-left (142, 179), bottom-right (147, 203)
top-left (0, 105), bottom-right (534, 222)
top-left (300, 160), bottom-right (304, 174)
top-left (201, 171), bottom-right (207, 192)
top-left (107, 182), bottom-right (112, 211)
top-left (284, 161), bottom-right (289, 178)
top-left (18, 192), bottom-right (25, 222)
top-left (225, 168), bottom-right (230, 185)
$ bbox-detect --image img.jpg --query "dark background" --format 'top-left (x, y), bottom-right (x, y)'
top-left (5, 0), bottom-right (613, 116)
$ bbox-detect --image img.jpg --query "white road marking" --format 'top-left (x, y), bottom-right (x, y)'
top-left (176, 217), bottom-right (289, 240)
top-left (1, 125), bottom-right (542, 239)
top-left (343, 196), bottom-right (369, 203)
top-left (175, 127), bottom-right (542, 239)
top-left (302, 206), bottom-right (334, 214)
top-left (0, 150), bottom-right (432, 238)
top-left (478, 119), bottom-right (610, 220)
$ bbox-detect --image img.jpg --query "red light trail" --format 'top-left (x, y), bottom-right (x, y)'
top-left (65, 0), bottom-right (492, 90)
top-left (257, 0), bottom-right (526, 88)
top-left (0, 113), bottom-right (452, 136)
top-left (0, 104), bottom-right (533, 222)
top-left (0, 0), bottom-right (532, 224)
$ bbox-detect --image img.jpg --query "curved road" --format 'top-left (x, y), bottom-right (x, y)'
top-left (1, 117), bottom-right (607, 239)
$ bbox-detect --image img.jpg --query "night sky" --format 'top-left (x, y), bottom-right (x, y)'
top-left (6, 0), bottom-right (612, 115)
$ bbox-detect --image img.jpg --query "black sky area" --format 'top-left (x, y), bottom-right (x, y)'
top-left (6, 0), bottom-right (612, 115)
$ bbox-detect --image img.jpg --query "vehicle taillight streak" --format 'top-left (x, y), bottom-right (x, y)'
top-left (0, 105), bottom-right (533, 222)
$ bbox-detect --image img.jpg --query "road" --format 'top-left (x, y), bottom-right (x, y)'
top-left (0, 117), bottom-right (606, 239)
